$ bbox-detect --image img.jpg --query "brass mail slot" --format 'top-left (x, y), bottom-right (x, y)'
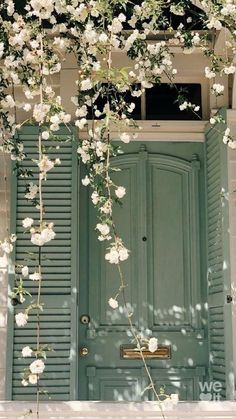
top-left (120, 344), bottom-right (171, 360)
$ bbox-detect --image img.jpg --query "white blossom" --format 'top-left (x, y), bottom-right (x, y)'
top-left (75, 118), bottom-right (87, 130)
top-left (31, 226), bottom-right (56, 246)
top-left (148, 337), bottom-right (158, 353)
top-left (205, 67), bottom-right (216, 79)
top-left (80, 78), bottom-right (92, 91)
top-left (29, 359), bottom-right (45, 375)
top-left (212, 83), bottom-right (224, 95)
top-left (108, 298), bottom-right (118, 309)
top-left (105, 248), bottom-right (119, 264)
top-left (38, 156), bottom-right (54, 177)
top-left (21, 379), bottom-right (28, 387)
top-left (0, 239), bottom-right (13, 254)
top-left (96, 223), bottom-right (110, 236)
top-left (120, 132), bottom-right (131, 143)
top-left (22, 346), bottom-right (33, 358)
top-left (15, 312), bottom-right (28, 327)
top-left (76, 105), bottom-right (87, 117)
top-left (42, 131), bottom-right (50, 140)
top-left (223, 65), bottom-right (236, 75)
top-left (115, 187), bottom-right (126, 199)
top-left (33, 103), bottom-right (50, 123)
top-left (29, 272), bottom-right (41, 281)
top-left (22, 217), bottom-right (34, 228)
top-left (81, 176), bottom-right (90, 186)
top-left (207, 17), bottom-right (222, 31)
top-left (91, 191), bottom-right (100, 205)
top-left (21, 266), bottom-right (29, 277)
top-left (25, 183), bottom-right (38, 200)
top-left (28, 374), bottom-right (38, 385)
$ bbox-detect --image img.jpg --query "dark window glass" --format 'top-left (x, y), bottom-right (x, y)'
top-left (86, 84), bottom-right (142, 120)
top-left (145, 83), bottom-right (202, 120)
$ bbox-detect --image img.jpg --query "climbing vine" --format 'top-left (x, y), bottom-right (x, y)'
top-left (0, 0), bottom-right (236, 417)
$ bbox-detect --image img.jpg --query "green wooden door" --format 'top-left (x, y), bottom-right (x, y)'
top-left (78, 142), bottom-right (208, 401)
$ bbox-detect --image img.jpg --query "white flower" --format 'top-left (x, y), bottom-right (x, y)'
top-left (22, 217), bottom-right (34, 228)
top-left (108, 298), bottom-right (118, 309)
top-left (179, 101), bottom-right (188, 111)
top-left (31, 226), bottom-right (56, 246)
top-left (1, 94), bottom-right (15, 108)
top-left (0, 42), bottom-right (4, 59)
top-left (38, 156), bottom-right (54, 177)
top-left (81, 176), bottom-right (90, 186)
top-left (207, 17), bottom-right (222, 31)
top-left (91, 191), bottom-right (100, 205)
top-left (23, 103), bottom-right (31, 112)
top-left (15, 312), bottom-right (28, 327)
top-left (76, 105), bottom-right (87, 117)
top-left (205, 67), bottom-right (216, 79)
top-left (95, 109), bottom-right (102, 117)
top-left (21, 266), bottom-right (29, 277)
top-left (10, 234), bottom-right (17, 243)
top-left (96, 223), bottom-right (110, 236)
top-left (223, 65), bottom-right (236, 75)
top-left (30, 359), bottom-right (45, 375)
top-left (25, 183), bottom-right (38, 200)
top-left (99, 33), bottom-right (108, 43)
top-left (42, 131), bottom-right (50, 140)
top-left (75, 118), bottom-right (87, 130)
top-left (28, 374), bottom-right (38, 385)
top-left (105, 248), bottom-right (119, 264)
top-left (80, 78), bottom-right (92, 91)
top-left (148, 337), bottom-right (158, 353)
top-left (210, 117), bottom-right (216, 125)
top-left (0, 240), bottom-right (13, 254)
top-left (212, 83), bottom-right (224, 95)
top-left (228, 141), bottom-right (236, 149)
top-left (33, 103), bottom-right (50, 123)
top-left (22, 346), bottom-right (33, 358)
top-left (120, 132), bottom-right (131, 143)
top-left (115, 186), bottom-right (126, 199)
top-left (21, 379), bottom-right (28, 387)
top-left (119, 247), bottom-right (129, 261)
top-left (29, 272), bottom-right (41, 281)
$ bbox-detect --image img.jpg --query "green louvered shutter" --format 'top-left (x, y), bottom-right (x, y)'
top-left (7, 126), bottom-right (78, 400)
top-left (205, 110), bottom-right (234, 400)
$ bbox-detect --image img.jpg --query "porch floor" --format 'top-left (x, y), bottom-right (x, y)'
top-left (1, 401), bottom-right (236, 419)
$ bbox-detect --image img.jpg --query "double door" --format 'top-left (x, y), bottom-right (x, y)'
top-left (78, 143), bottom-right (208, 401)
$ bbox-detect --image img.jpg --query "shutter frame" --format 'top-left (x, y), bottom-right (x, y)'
top-left (6, 125), bottom-right (78, 400)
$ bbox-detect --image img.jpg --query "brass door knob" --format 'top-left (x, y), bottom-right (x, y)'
top-left (80, 347), bottom-right (89, 357)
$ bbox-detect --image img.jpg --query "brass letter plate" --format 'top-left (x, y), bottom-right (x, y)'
top-left (120, 344), bottom-right (171, 360)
